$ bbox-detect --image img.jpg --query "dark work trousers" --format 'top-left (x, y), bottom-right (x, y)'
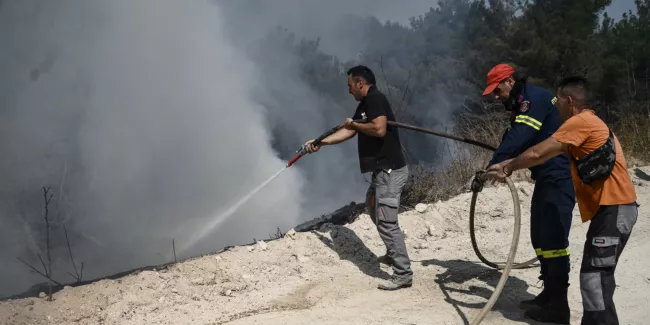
top-left (530, 176), bottom-right (576, 289)
top-left (580, 202), bottom-right (638, 325)
top-left (366, 165), bottom-right (412, 280)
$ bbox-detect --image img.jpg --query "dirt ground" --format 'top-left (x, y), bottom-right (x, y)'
top-left (2, 167), bottom-right (650, 325)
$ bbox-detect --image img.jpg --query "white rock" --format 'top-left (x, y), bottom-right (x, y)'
top-left (171, 288), bottom-right (178, 294)
top-left (402, 228), bottom-right (409, 238)
top-left (215, 256), bottom-right (223, 261)
top-left (415, 203), bottom-right (428, 213)
top-left (427, 224), bottom-right (436, 236)
top-left (256, 240), bottom-right (268, 251)
top-left (39, 292), bottom-right (46, 298)
top-left (284, 228), bottom-right (297, 240)
top-left (246, 246), bottom-right (255, 252)
top-left (159, 296), bottom-right (165, 303)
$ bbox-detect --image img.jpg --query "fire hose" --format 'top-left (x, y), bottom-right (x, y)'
top-left (287, 119), bottom-right (537, 325)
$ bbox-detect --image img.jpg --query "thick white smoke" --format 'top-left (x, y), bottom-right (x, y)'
top-left (0, 0), bottom-right (304, 297)
top-left (0, 0), bottom-right (435, 297)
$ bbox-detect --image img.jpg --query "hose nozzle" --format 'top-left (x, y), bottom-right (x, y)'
top-left (286, 144), bottom-right (310, 167)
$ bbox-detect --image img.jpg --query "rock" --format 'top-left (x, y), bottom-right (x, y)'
top-left (427, 224), bottom-right (436, 236)
top-left (159, 296), bottom-right (165, 303)
top-left (171, 288), bottom-right (178, 294)
top-left (39, 292), bottom-right (46, 298)
top-left (415, 203), bottom-right (429, 213)
top-left (402, 228), bottom-right (409, 238)
top-left (246, 246), bottom-right (255, 252)
top-left (256, 240), bottom-right (268, 251)
top-left (319, 223), bottom-right (332, 232)
top-left (215, 256), bottom-right (223, 261)
top-left (284, 228), bottom-right (297, 240)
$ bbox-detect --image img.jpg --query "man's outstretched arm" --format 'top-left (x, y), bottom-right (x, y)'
top-left (488, 137), bottom-right (568, 178)
top-left (320, 128), bottom-right (357, 145)
top-left (304, 128), bottom-right (357, 153)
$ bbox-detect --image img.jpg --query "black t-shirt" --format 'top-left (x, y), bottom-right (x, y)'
top-left (352, 85), bottom-right (406, 173)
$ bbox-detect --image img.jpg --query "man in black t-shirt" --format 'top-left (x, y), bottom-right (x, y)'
top-left (304, 65), bottom-right (412, 290)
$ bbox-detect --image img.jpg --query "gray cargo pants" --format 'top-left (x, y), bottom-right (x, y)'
top-left (366, 165), bottom-right (413, 280)
top-left (580, 202), bottom-right (638, 325)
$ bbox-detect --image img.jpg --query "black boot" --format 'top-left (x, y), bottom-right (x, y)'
top-left (524, 285), bottom-right (570, 324)
top-left (519, 287), bottom-right (549, 310)
top-left (519, 274), bottom-right (548, 310)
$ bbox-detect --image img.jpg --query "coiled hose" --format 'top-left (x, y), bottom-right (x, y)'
top-left (467, 173), bottom-right (531, 325)
top-left (384, 121), bottom-right (537, 325)
top-left (469, 171), bottom-right (539, 270)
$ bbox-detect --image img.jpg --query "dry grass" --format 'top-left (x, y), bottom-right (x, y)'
top-left (401, 111), bottom-right (510, 208)
top-left (611, 109), bottom-right (650, 165)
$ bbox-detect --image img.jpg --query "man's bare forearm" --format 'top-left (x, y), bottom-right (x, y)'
top-left (352, 116), bottom-right (386, 138)
top-left (321, 128), bottom-right (356, 146)
top-left (505, 138), bottom-right (565, 174)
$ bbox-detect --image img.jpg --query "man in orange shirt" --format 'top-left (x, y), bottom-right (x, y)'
top-left (488, 76), bottom-right (638, 325)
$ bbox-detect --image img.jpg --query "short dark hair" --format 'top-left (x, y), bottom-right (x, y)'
top-left (557, 76), bottom-right (590, 106)
top-left (347, 65), bottom-right (376, 85)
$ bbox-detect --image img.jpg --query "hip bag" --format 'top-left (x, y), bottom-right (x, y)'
top-left (573, 129), bottom-right (616, 185)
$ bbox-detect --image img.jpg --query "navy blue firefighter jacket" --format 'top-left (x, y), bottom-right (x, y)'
top-left (488, 82), bottom-right (572, 182)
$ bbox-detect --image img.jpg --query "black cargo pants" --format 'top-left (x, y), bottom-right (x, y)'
top-left (366, 165), bottom-right (412, 280)
top-left (580, 202), bottom-right (638, 325)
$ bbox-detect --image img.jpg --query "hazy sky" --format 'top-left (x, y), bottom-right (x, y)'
top-left (607, 0), bottom-right (636, 20)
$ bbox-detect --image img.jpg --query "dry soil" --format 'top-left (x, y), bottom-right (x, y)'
top-left (2, 167), bottom-right (650, 325)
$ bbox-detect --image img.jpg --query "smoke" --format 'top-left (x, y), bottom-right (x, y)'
top-left (0, 0), bottom-right (436, 297)
top-left (0, 0), bottom-right (306, 297)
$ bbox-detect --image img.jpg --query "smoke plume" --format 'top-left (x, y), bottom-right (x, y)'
top-left (0, 0), bottom-right (434, 297)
